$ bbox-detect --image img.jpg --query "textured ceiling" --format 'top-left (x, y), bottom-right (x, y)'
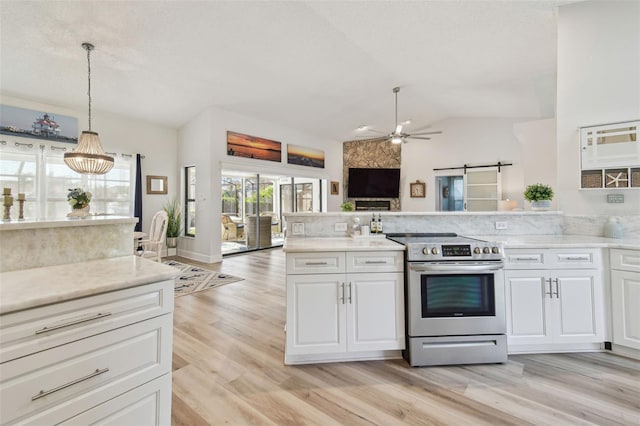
top-left (0, 1), bottom-right (577, 142)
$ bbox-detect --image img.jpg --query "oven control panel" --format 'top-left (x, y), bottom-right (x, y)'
top-left (408, 243), bottom-right (503, 261)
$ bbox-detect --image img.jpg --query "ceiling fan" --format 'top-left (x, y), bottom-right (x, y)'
top-left (356, 87), bottom-right (442, 144)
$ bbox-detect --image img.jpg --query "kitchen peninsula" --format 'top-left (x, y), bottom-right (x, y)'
top-left (283, 211), bottom-right (640, 364)
top-left (0, 217), bottom-right (178, 424)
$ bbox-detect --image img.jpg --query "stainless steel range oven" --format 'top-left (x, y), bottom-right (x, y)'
top-left (387, 233), bottom-right (508, 367)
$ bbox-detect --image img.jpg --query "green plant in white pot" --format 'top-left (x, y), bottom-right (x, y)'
top-left (524, 183), bottom-right (554, 211)
top-left (163, 198), bottom-right (182, 248)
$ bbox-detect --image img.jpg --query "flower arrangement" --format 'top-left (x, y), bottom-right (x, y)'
top-left (67, 188), bottom-right (92, 209)
top-left (524, 183), bottom-right (554, 202)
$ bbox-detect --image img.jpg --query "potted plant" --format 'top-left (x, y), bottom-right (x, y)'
top-left (340, 201), bottom-right (354, 211)
top-left (67, 188), bottom-right (92, 217)
top-left (524, 183), bottom-right (554, 210)
top-left (163, 198), bottom-right (182, 248)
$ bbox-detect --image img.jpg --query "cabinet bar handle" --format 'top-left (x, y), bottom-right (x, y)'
top-left (552, 278), bottom-right (559, 298)
top-left (31, 368), bottom-right (109, 401)
top-left (562, 256), bottom-right (590, 261)
top-left (340, 283), bottom-right (345, 304)
top-left (348, 282), bottom-right (352, 304)
top-left (305, 261), bottom-right (328, 266)
top-left (35, 312), bottom-right (112, 335)
top-left (545, 278), bottom-right (553, 298)
top-left (364, 260), bottom-right (387, 264)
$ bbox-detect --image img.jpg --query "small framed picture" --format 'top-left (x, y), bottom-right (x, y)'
top-left (147, 175), bottom-right (168, 195)
top-left (330, 181), bottom-right (340, 195)
top-left (410, 181), bottom-right (426, 198)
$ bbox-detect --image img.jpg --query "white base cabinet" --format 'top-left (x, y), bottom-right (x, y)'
top-left (504, 249), bottom-right (605, 353)
top-left (285, 250), bottom-right (404, 364)
top-left (0, 280), bottom-right (174, 425)
top-left (610, 249), bottom-right (640, 353)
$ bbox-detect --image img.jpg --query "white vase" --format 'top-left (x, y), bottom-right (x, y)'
top-left (67, 204), bottom-right (91, 217)
top-left (530, 200), bottom-right (551, 211)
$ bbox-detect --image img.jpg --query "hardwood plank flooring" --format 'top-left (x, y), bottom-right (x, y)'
top-left (170, 249), bottom-right (640, 425)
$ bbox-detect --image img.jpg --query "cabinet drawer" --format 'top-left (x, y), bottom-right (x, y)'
top-left (286, 252), bottom-right (345, 274)
top-left (611, 249), bottom-right (640, 273)
top-left (38, 374), bottom-right (171, 426)
top-left (346, 251), bottom-right (403, 273)
top-left (0, 314), bottom-right (172, 425)
top-left (0, 280), bottom-right (174, 363)
top-left (504, 249), bottom-right (600, 270)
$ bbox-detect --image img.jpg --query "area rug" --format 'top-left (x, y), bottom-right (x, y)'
top-left (163, 260), bottom-right (244, 297)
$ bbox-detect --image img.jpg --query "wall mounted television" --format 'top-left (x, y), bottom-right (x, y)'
top-left (348, 168), bottom-right (401, 198)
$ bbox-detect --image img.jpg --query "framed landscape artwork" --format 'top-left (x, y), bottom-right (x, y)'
top-left (287, 144), bottom-right (325, 168)
top-left (0, 104), bottom-right (78, 143)
top-left (226, 131), bottom-right (282, 162)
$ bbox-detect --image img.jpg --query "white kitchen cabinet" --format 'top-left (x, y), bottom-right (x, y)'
top-left (504, 248), bottom-right (605, 353)
top-left (610, 249), bottom-right (640, 353)
top-left (285, 250), bottom-right (404, 364)
top-left (465, 168), bottom-right (502, 212)
top-left (0, 279), bottom-right (174, 425)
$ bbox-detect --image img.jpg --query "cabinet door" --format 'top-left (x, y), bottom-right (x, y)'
top-left (553, 270), bottom-right (604, 343)
top-left (285, 274), bottom-right (346, 355)
top-left (464, 168), bottom-right (501, 212)
top-left (504, 270), bottom-right (552, 345)
top-left (611, 270), bottom-right (640, 350)
top-left (346, 272), bottom-right (405, 352)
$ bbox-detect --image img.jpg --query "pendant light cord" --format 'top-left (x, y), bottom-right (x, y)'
top-left (87, 46), bottom-right (92, 131)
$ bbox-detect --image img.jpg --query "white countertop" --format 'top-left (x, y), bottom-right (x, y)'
top-left (0, 215), bottom-right (137, 231)
top-left (0, 256), bottom-right (178, 314)
top-left (472, 234), bottom-right (640, 250)
top-left (284, 234), bottom-right (640, 252)
top-left (283, 236), bottom-right (405, 252)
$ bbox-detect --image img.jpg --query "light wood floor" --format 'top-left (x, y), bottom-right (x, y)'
top-left (170, 249), bottom-right (640, 426)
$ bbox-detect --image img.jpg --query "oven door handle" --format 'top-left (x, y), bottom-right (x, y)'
top-left (410, 264), bottom-right (503, 272)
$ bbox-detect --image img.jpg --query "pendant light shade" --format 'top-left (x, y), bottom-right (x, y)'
top-left (64, 43), bottom-right (114, 175)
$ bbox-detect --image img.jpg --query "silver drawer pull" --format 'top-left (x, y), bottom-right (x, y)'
top-left (35, 312), bottom-right (112, 335)
top-left (32, 368), bottom-right (109, 401)
top-left (364, 260), bottom-right (387, 264)
top-left (562, 256), bottom-right (590, 261)
top-left (514, 257), bottom-right (540, 261)
top-left (304, 261), bottom-right (329, 266)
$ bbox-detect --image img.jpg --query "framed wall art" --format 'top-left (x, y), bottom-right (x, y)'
top-left (0, 104), bottom-right (78, 143)
top-left (226, 131), bottom-right (282, 162)
top-left (330, 181), bottom-right (340, 195)
top-left (147, 175), bottom-right (167, 194)
top-left (287, 144), bottom-right (325, 168)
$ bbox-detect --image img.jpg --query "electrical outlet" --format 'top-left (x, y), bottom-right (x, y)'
top-left (291, 223), bottom-right (305, 235)
top-left (334, 222), bottom-right (347, 232)
top-left (495, 221), bottom-right (508, 230)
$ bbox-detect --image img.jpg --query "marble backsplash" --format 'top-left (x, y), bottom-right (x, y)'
top-left (283, 212), bottom-right (640, 239)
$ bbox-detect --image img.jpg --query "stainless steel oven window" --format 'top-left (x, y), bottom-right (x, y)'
top-left (420, 274), bottom-right (496, 317)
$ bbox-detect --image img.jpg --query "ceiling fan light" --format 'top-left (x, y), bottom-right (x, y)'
top-left (391, 136), bottom-right (403, 144)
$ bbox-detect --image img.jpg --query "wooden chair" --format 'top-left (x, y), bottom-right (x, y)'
top-left (222, 215), bottom-right (245, 241)
top-left (139, 210), bottom-right (168, 262)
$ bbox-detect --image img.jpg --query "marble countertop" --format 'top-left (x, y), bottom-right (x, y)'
top-left (283, 236), bottom-right (405, 252)
top-left (472, 234), bottom-right (640, 250)
top-left (0, 215), bottom-right (137, 231)
top-left (0, 256), bottom-right (179, 314)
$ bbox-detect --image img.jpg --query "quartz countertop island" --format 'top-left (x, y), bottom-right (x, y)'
top-left (0, 255), bottom-right (178, 314)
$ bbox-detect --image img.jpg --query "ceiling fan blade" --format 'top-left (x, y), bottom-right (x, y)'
top-left (410, 124), bottom-right (433, 132)
top-left (394, 124), bottom-right (403, 135)
top-left (408, 136), bottom-right (432, 140)
top-left (410, 130), bottom-right (443, 136)
top-left (350, 136), bottom-right (390, 142)
top-left (362, 128), bottom-right (389, 135)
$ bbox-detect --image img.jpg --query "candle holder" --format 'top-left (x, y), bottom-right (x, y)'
top-left (3, 203), bottom-right (11, 221)
top-left (18, 199), bottom-right (25, 220)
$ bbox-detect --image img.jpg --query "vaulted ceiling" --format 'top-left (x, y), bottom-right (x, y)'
top-left (0, 1), bottom-right (578, 142)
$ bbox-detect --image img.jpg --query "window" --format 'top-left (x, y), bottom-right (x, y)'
top-left (0, 141), bottom-right (134, 218)
top-left (185, 166), bottom-right (196, 237)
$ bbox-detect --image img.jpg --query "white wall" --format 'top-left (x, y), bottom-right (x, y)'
top-left (401, 117), bottom-right (530, 212)
top-left (178, 106), bottom-right (340, 262)
top-left (557, 1), bottom-right (640, 215)
top-left (1, 95), bottom-right (178, 231)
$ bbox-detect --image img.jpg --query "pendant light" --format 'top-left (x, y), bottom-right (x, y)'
top-left (64, 42), bottom-right (114, 175)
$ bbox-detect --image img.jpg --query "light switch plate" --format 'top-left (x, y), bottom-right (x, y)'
top-left (291, 223), bottom-right (305, 235)
top-left (495, 221), bottom-right (508, 230)
top-left (334, 222), bottom-right (347, 232)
